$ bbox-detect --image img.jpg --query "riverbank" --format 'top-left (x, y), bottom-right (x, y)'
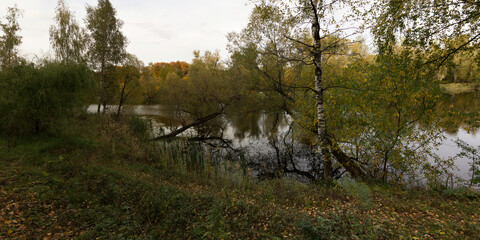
top-left (0, 115), bottom-right (479, 239)
top-left (441, 83), bottom-right (480, 94)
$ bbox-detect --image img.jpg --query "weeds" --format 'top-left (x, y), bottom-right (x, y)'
top-left (0, 115), bottom-right (479, 239)
top-left (338, 177), bottom-right (372, 208)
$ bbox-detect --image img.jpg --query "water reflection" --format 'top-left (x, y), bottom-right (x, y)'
top-left (87, 91), bottom-right (480, 182)
top-left (434, 91), bottom-right (480, 180)
top-left (226, 111), bottom-right (289, 140)
top-left (436, 91), bottom-right (480, 134)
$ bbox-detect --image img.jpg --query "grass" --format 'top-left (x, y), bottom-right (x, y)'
top-left (441, 83), bottom-right (480, 94)
top-left (0, 114), bottom-right (479, 239)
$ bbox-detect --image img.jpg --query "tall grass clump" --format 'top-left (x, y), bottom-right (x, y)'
top-left (156, 140), bottom-right (209, 174)
top-left (338, 177), bottom-right (372, 208)
top-left (128, 116), bottom-right (151, 139)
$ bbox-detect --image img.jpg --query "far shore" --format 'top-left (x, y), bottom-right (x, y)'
top-left (441, 83), bottom-right (480, 94)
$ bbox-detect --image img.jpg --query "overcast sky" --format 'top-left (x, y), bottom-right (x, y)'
top-left (0, 0), bottom-right (253, 64)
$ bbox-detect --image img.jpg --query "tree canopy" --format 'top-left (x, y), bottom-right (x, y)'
top-left (85, 0), bottom-right (128, 114)
top-left (50, 0), bottom-right (88, 63)
top-left (0, 5), bottom-right (22, 70)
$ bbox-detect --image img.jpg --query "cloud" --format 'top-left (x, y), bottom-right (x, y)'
top-left (0, 0), bottom-right (253, 63)
top-left (127, 21), bottom-right (174, 41)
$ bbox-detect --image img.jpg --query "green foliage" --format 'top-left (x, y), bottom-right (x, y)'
top-left (85, 0), bottom-right (127, 113)
top-left (0, 61), bottom-right (94, 134)
top-left (442, 186), bottom-right (480, 199)
top-left (0, 5), bottom-right (22, 70)
top-left (102, 65), bottom-right (121, 104)
top-left (98, 54), bottom-right (144, 116)
top-left (128, 116), bottom-right (151, 139)
top-left (85, 0), bottom-right (127, 70)
top-left (158, 50), bottom-right (246, 136)
top-left (39, 135), bottom-right (95, 154)
top-left (296, 209), bottom-right (377, 240)
top-left (138, 186), bottom-right (193, 228)
top-left (115, 54), bottom-right (143, 116)
top-left (291, 44), bottom-right (445, 182)
top-left (0, 115), bottom-right (479, 239)
top-left (49, 0), bottom-right (88, 63)
top-left (372, 0), bottom-right (480, 68)
top-left (156, 140), bottom-right (210, 175)
top-left (474, 171), bottom-right (480, 185)
top-left (455, 139), bottom-right (480, 186)
top-left (296, 216), bottom-right (335, 240)
top-left (338, 177), bottom-right (372, 208)
top-left (339, 51), bottom-right (442, 180)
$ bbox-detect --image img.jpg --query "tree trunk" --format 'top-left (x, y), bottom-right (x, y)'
top-left (103, 102), bottom-right (107, 114)
top-left (309, 0), bottom-right (370, 182)
top-left (453, 67), bottom-right (457, 83)
top-left (97, 100), bottom-right (101, 114)
top-left (152, 112), bottom-right (223, 141)
top-left (329, 140), bottom-right (369, 181)
top-left (97, 62), bottom-right (106, 114)
top-left (116, 80), bottom-right (128, 118)
top-left (310, 0), bottom-right (333, 181)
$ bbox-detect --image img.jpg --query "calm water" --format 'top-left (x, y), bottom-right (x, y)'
top-left (88, 91), bottom-right (480, 182)
top-left (435, 92), bottom-right (480, 180)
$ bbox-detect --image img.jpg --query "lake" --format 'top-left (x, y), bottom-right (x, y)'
top-left (88, 91), bottom-right (480, 184)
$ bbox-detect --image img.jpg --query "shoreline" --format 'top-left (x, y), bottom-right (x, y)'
top-left (441, 83), bottom-right (480, 94)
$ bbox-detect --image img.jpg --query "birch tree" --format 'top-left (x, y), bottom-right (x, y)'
top-left (0, 5), bottom-right (22, 70)
top-left (49, 0), bottom-right (88, 63)
top-left (85, 0), bottom-right (127, 114)
top-left (229, 0), bottom-right (369, 181)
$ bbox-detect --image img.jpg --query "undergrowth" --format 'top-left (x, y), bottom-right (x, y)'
top-left (0, 114), bottom-right (479, 239)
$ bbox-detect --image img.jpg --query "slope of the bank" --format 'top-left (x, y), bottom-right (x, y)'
top-left (0, 115), bottom-right (479, 239)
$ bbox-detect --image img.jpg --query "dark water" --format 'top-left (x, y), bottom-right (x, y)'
top-left (87, 91), bottom-right (480, 182)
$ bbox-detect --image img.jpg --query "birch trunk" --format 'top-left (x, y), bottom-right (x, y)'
top-left (310, 0), bottom-right (333, 180)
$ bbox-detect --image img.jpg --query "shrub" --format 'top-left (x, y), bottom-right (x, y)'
top-left (128, 116), bottom-right (151, 139)
top-left (0, 61), bottom-right (95, 134)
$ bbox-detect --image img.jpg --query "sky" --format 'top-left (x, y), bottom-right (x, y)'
top-left (0, 0), bottom-right (253, 64)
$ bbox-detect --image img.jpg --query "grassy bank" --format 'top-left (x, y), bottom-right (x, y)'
top-left (0, 115), bottom-right (479, 239)
top-left (441, 83), bottom-right (480, 94)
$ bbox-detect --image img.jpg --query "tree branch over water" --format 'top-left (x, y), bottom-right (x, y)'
top-left (152, 111), bottom-right (224, 141)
